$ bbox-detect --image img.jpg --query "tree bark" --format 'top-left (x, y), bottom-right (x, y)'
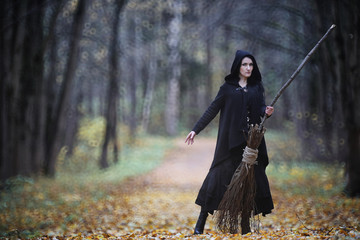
top-left (24, 0), bottom-right (47, 175)
top-left (205, 14), bottom-right (214, 104)
top-left (141, 40), bottom-right (158, 133)
top-left (165, 0), bottom-right (182, 136)
top-left (331, 0), bottom-right (360, 196)
top-left (0, 1), bottom-right (42, 180)
top-left (99, 0), bottom-right (125, 168)
top-left (314, 0), bottom-right (360, 195)
top-left (0, 0), bottom-right (19, 180)
top-left (131, 15), bottom-right (142, 140)
top-left (45, 0), bottom-right (88, 176)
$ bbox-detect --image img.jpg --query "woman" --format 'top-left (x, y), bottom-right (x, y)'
top-left (185, 50), bottom-right (274, 235)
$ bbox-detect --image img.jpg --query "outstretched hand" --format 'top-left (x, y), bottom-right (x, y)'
top-left (185, 131), bottom-right (196, 145)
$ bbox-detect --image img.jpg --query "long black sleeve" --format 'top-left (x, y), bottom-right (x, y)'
top-left (192, 86), bottom-right (225, 134)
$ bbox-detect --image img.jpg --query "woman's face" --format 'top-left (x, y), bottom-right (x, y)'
top-left (239, 57), bottom-right (253, 79)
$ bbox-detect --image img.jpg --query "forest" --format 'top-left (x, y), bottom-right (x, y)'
top-left (0, 0), bottom-right (359, 239)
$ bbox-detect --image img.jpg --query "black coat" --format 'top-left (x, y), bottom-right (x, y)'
top-left (192, 50), bottom-right (273, 215)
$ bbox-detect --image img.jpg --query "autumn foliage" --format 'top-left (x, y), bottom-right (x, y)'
top-left (1, 134), bottom-right (359, 239)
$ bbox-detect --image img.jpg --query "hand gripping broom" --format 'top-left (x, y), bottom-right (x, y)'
top-left (215, 24), bottom-right (336, 234)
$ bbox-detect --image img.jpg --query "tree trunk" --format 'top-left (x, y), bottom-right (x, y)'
top-left (45, 0), bottom-right (88, 176)
top-left (205, 22), bottom-right (213, 104)
top-left (65, 92), bottom-right (83, 157)
top-left (25, 0), bottom-right (47, 175)
top-left (141, 46), bottom-right (157, 133)
top-left (43, 1), bottom-right (63, 175)
top-left (0, 7), bottom-right (4, 179)
top-left (345, 129), bottom-right (360, 196)
top-left (165, 0), bottom-right (182, 136)
top-left (0, 0), bottom-right (18, 180)
top-left (132, 15), bottom-right (142, 140)
top-left (99, 0), bottom-right (125, 168)
top-left (331, 0), bottom-right (360, 196)
top-left (314, 0), bottom-right (360, 195)
top-left (0, 1), bottom-right (45, 180)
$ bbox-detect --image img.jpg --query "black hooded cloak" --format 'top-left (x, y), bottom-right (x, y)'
top-left (192, 50), bottom-right (274, 216)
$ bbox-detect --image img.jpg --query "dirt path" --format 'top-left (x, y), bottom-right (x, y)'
top-left (117, 137), bottom-right (218, 238)
top-left (139, 137), bottom-right (215, 190)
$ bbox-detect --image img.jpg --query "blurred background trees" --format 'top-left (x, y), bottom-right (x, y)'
top-left (0, 0), bottom-right (359, 196)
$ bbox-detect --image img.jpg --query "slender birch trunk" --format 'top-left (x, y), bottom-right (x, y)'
top-left (165, 0), bottom-right (182, 136)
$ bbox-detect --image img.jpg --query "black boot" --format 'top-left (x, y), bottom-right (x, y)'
top-left (194, 210), bottom-right (208, 234)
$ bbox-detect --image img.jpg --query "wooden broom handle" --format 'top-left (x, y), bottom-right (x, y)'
top-left (259, 24), bottom-right (336, 129)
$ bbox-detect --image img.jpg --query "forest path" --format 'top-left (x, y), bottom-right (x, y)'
top-left (114, 137), bottom-right (359, 239)
top-left (118, 137), bottom-right (217, 238)
top-left (4, 136), bottom-right (357, 239)
top-left (138, 137), bottom-right (215, 190)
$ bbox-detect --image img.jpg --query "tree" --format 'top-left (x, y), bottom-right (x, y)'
top-left (141, 39), bottom-right (159, 133)
top-left (99, 0), bottom-right (126, 168)
top-left (165, 0), bottom-right (183, 136)
top-left (314, 0), bottom-right (360, 196)
top-left (0, 0), bottom-right (90, 180)
top-left (1, 0), bottom-right (48, 180)
top-left (45, 0), bottom-right (89, 176)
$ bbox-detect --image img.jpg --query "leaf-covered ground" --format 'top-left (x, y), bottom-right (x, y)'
top-left (1, 136), bottom-right (359, 239)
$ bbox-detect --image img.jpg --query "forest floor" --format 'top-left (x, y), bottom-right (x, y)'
top-left (1, 136), bottom-right (360, 239)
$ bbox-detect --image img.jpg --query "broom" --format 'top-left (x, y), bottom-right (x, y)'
top-left (215, 24), bottom-right (336, 234)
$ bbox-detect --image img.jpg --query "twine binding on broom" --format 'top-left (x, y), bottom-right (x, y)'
top-left (242, 146), bottom-right (258, 172)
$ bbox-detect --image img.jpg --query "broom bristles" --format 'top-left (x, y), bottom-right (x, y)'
top-left (215, 162), bottom-right (256, 233)
top-left (215, 124), bottom-right (265, 233)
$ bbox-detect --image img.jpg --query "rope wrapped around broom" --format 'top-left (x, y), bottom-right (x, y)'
top-left (242, 146), bottom-right (258, 171)
top-left (215, 124), bottom-right (265, 234)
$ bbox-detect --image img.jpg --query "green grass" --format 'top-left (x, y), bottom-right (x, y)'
top-left (56, 135), bottom-right (174, 185)
top-left (267, 161), bottom-right (345, 198)
top-left (265, 129), bottom-right (346, 198)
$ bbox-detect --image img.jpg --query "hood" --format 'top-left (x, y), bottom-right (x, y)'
top-left (224, 50), bottom-right (262, 86)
